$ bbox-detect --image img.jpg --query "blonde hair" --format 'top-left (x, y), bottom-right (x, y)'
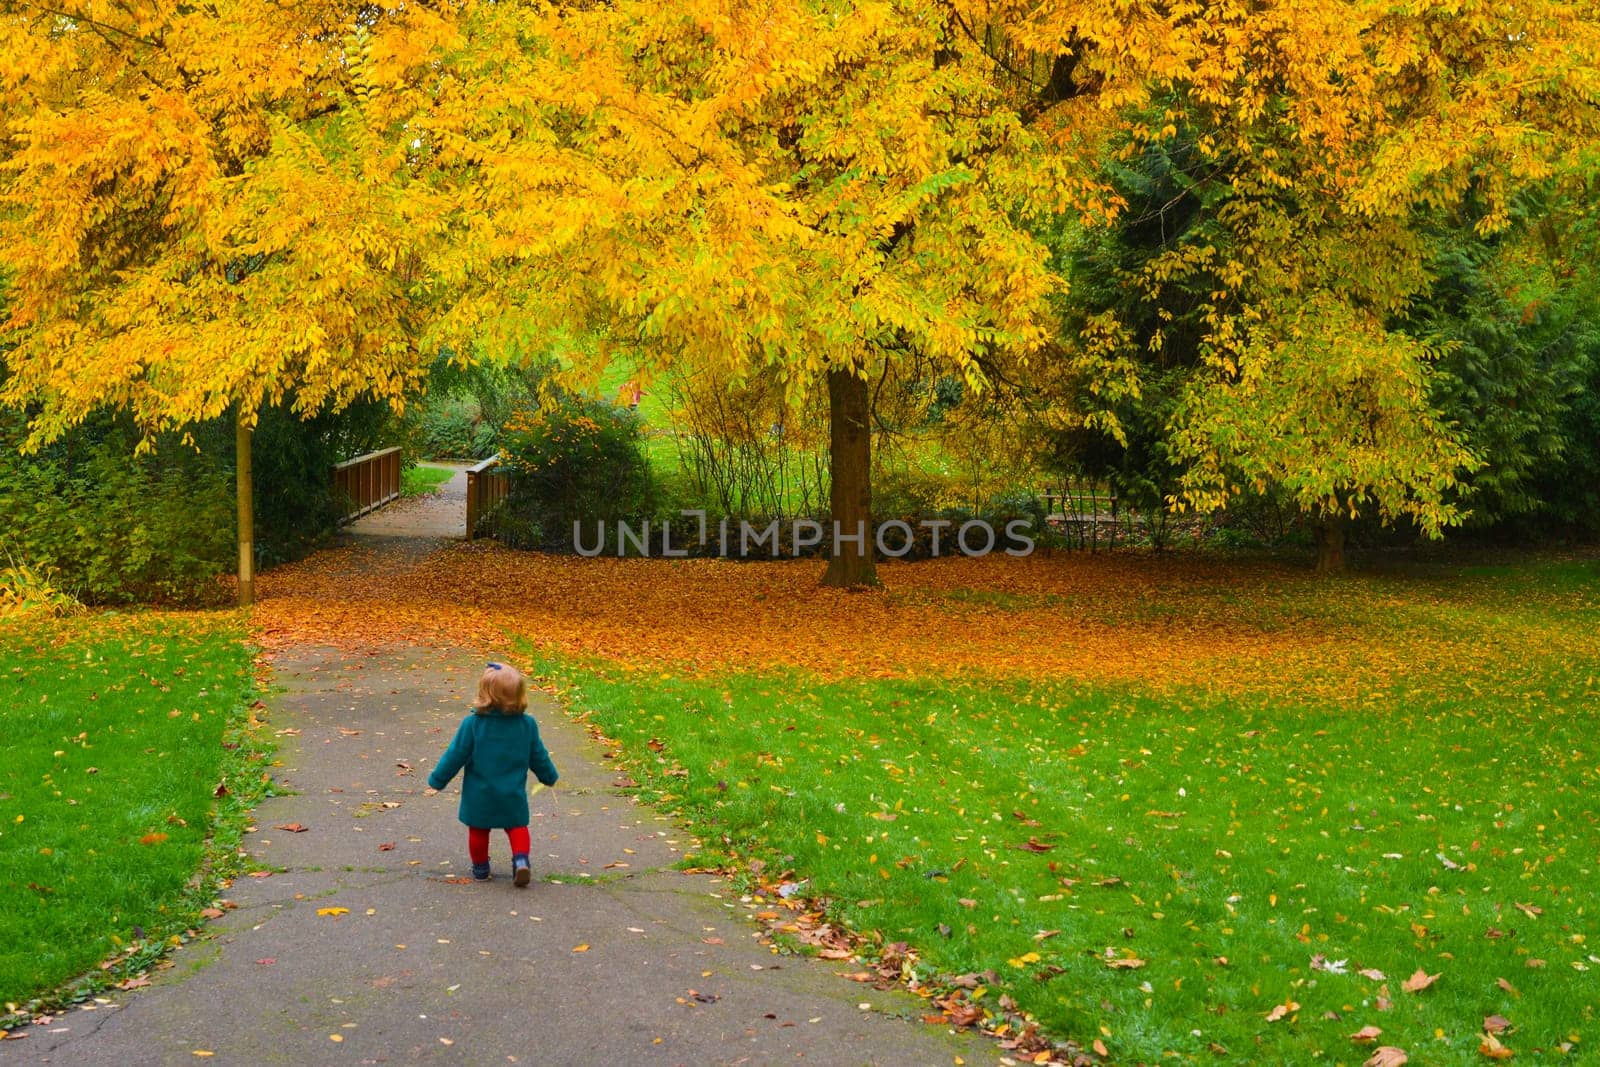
top-left (474, 662), bottom-right (528, 714)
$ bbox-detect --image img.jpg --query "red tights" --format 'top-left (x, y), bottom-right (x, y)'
top-left (468, 826), bottom-right (531, 864)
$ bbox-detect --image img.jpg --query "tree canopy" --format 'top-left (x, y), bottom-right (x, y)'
top-left (0, 0), bottom-right (433, 445)
top-left (4, 0), bottom-right (1599, 573)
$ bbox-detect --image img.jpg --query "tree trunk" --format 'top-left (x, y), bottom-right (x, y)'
top-left (236, 411), bottom-right (255, 607)
top-left (821, 367), bottom-right (876, 588)
top-left (1314, 514), bottom-right (1346, 574)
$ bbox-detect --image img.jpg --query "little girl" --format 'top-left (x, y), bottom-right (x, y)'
top-left (426, 661), bottom-right (559, 886)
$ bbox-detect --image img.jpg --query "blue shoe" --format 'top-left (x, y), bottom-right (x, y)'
top-left (512, 854), bottom-right (531, 888)
top-left (471, 861), bottom-right (492, 881)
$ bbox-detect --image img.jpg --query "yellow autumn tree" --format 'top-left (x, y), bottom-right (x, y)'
top-left (400, 0), bottom-right (1600, 579)
top-left (401, 1), bottom-right (1229, 585)
top-left (1108, 2), bottom-right (1600, 568)
top-left (7, 0), bottom-right (1597, 588)
top-left (0, 0), bottom-right (449, 599)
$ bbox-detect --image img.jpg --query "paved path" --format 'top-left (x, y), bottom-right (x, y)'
top-left (9, 529), bottom-right (997, 1066)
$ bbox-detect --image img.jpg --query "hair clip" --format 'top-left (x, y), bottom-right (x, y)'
top-left (486, 662), bottom-right (503, 670)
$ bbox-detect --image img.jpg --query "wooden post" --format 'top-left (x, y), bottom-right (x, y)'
top-left (236, 411), bottom-right (255, 608)
top-left (464, 456), bottom-right (503, 540)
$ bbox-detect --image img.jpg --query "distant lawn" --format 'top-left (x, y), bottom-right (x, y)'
top-left (402, 463), bottom-right (455, 497)
top-left (0, 614), bottom-right (256, 1006)
top-left (527, 556), bottom-right (1600, 1065)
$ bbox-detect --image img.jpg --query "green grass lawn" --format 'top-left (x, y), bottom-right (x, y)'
top-left (527, 557), bottom-right (1600, 1065)
top-left (0, 613), bottom-right (257, 1008)
top-left (402, 463), bottom-right (456, 497)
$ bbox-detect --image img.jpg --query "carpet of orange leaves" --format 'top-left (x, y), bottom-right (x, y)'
top-left (251, 539), bottom-right (1586, 702)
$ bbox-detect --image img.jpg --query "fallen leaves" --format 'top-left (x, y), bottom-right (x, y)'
top-left (1479, 1033), bottom-right (1514, 1060)
top-left (245, 545), bottom-right (1359, 691)
top-left (316, 907), bottom-right (349, 917)
top-left (273, 823), bottom-right (309, 833)
top-left (1264, 1001), bottom-right (1299, 1023)
top-left (1401, 969), bottom-right (1440, 993)
top-left (1350, 1025), bottom-right (1383, 1043)
top-left (138, 832), bottom-right (167, 846)
top-left (1364, 1047), bottom-right (1408, 1067)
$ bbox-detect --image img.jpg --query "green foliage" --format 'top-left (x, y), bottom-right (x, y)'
top-left (1533, 359), bottom-right (1600, 536)
top-left (410, 356), bottom-right (551, 461)
top-left (1041, 122), bottom-right (1600, 557)
top-left (1414, 206), bottom-right (1600, 531)
top-left (1038, 131), bottom-right (1212, 522)
top-left (0, 400), bottom-right (395, 604)
top-left (415, 394), bottom-right (498, 460)
top-left (865, 468), bottom-right (1043, 558)
top-left (668, 368), bottom-right (830, 521)
top-left (230, 404), bottom-right (393, 567)
top-left (0, 414), bottom-right (235, 605)
top-left (487, 394), bottom-right (656, 551)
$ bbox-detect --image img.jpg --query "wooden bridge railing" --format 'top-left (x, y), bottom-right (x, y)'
top-left (333, 447), bottom-right (402, 524)
top-left (465, 456), bottom-right (510, 540)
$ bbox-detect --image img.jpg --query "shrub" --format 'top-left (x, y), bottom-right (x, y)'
top-left (411, 357), bottom-right (552, 461)
top-left (415, 394), bottom-right (498, 460)
top-left (485, 395), bottom-right (656, 551)
top-left (0, 416), bottom-right (236, 605)
top-left (0, 557), bottom-right (83, 620)
top-left (0, 401), bottom-right (395, 604)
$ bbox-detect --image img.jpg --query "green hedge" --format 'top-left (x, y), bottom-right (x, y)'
top-left (483, 394), bottom-right (657, 551)
top-left (0, 403), bottom-right (394, 605)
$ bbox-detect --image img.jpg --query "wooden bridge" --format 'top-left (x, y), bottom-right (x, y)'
top-left (332, 450), bottom-right (509, 539)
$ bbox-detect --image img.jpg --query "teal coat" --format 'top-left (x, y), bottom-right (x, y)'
top-left (428, 710), bottom-right (559, 828)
